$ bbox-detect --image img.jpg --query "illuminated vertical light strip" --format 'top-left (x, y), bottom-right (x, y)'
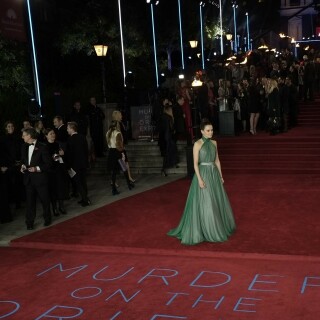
top-left (233, 5), bottom-right (237, 53)
top-left (246, 12), bottom-right (250, 50)
top-left (178, 0), bottom-right (185, 69)
top-left (200, 5), bottom-right (205, 69)
top-left (150, 4), bottom-right (159, 88)
top-left (118, 0), bottom-right (126, 87)
top-left (219, 0), bottom-right (223, 55)
top-left (26, 0), bottom-right (41, 107)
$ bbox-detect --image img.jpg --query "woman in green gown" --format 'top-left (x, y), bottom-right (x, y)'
top-left (168, 119), bottom-right (236, 245)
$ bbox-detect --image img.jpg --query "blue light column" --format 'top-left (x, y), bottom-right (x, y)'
top-left (219, 0), bottom-right (223, 55)
top-left (26, 0), bottom-right (41, 107)
top-left (118, 0), bottom-right (126, 87)
top-left (200, 5), bottom-right (205, 69)
top-left (233, 4), bottom-right (237, 53)
top-left (246, 12), bottom-right (250, 50)
top-left (150, 4), bottom-right (159, 88)
top-left (178, 0), bottom-right (185, 70)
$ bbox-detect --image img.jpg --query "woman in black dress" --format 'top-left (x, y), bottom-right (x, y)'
top-left (248, 78), bottom-right (262, 135)
top-left (1, 121), bottom-right (23, 209)
top-left (0, 139), bottom-right (13, 223)
top-left (44, 128), bottom-right (69, 215)
top-left (34, 120), bottom-right (46, 142)
top-left (266, 79), bottom-right (281, 135)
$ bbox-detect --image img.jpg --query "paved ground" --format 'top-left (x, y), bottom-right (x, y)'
top-left (0, 172), bottom-right (185, 246)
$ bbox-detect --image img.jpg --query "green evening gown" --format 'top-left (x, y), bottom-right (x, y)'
top-left (168, 137), bottom-right (236, 245)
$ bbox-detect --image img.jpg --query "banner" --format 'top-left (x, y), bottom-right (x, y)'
top-left (0, 0), bottom-right (26, 42)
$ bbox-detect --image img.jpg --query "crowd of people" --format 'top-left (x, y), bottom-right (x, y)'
top-left (0, 97), bottom-right (127, 229)
top-left (156, 48), bottom-right (319, 173)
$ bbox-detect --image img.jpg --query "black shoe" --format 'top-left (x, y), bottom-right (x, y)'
top-left (80, 200), bottom-right (91, 207)
top-left (161, 169), bottom-right (168, 177)
top-left (44, 220), bottom-right (52, 227)
top-left (27, 224), bottom-right (34, 230)
top-left (128, 182), bottom-right (135, 190)
top-left (58, 207), bottom-right (67, 215)
top-left (112, 188), bottom-right (120, 195)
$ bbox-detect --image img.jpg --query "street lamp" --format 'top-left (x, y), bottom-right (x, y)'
top-left (94, 45), bottom-right (108, 103)
top-left (226, 31), bottom-right (233, 54)
top-left (189, 40), bottom-right (198, 48)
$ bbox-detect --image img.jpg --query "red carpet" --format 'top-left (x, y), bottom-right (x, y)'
top-left (1, 247), bottom-right (319, 320)
top-left (11, 174), bottom-right (320, 257)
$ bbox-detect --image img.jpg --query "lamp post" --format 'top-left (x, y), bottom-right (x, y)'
top-left (94, 44), bottom-right (108, 103)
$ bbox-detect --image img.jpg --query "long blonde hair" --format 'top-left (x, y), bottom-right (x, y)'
top-left (265, 78), bottom-right (278, 95)
top-left (106, 121), bottom-right (119, 145)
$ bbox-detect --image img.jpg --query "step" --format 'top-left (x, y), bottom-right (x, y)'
top-left (222, 161), bottom-right (320, 169)
top-left (219, 154), bottom-right (319, 161)
top-left (220, 149), bottom-right (320, 155)
top-left (223, 168), bottom-right (320, 174)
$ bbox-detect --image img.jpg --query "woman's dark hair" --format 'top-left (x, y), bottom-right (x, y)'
top-left (43, 128), bottom-right (55, 136)
top-left (4, 121), bottom-right (14, 132)
top-left (200, 118), bottom-right (212, 130)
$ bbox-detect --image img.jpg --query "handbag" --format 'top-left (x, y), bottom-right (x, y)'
top-left (118, 158), bottom-right (127, 172)
top-left (267, 116), bottom-right (281, 130)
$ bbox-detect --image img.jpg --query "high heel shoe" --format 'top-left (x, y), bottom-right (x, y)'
top-left (161, 169), bottom-right (168, 177)
top-left (129, 178), bottom-right (136, 183)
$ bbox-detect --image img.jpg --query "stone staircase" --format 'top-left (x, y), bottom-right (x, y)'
top-left (89, 140), bottom-right (189, 176)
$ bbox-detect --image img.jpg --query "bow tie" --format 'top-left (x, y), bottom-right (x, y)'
top-left (28, 143), bottom-right (35, 146)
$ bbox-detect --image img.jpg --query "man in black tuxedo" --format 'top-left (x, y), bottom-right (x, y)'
top-left (21, 128), bottom-right (52, 230)
top-left (66, 122), bottom-right (91, 207)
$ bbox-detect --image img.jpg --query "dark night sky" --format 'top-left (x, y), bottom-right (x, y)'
top-left (29, 0), bottom-right (282, 107)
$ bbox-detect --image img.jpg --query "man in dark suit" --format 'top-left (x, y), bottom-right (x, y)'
top-left (66, 122), bottom-right (91, 207)
top-left (87, 97), bottom-right (105, 157)
top-left (21, 128), bottom-right (52, 230)
top-left (53, 116), bottom-right (69, 151)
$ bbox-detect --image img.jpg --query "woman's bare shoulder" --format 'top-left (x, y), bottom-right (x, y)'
top-left (194, 139), bottom-right (203, 148)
